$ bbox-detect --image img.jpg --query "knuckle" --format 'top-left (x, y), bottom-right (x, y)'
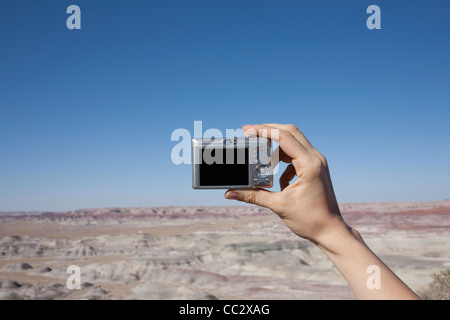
top-left (246, 191), bottom-right (257, 205)
top-left (317, 154), bottom-right (328, 167)
top-left (322, 157), bottom-right (329, 168)
top-left (286, 124), bottom-right (299, 132)
top-left (277, 129), bottom-right (290, 141)
top-left (308, 157), bottom-right (324, 176)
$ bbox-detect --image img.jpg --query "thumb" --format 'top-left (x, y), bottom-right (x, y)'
top-left (225, 189), bottom-right (275, 209)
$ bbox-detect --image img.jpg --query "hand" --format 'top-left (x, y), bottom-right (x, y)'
top-left (226, 124), bottom-right (420, 299)
top-left (225, 123), bottom-right (348, 244)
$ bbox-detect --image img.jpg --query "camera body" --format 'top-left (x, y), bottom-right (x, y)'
top-left (192, 137), bottom-right (273, 189)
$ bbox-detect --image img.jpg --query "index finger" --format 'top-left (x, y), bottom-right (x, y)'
top-left (243, 124), bottom-right (313, 164)
top-left (264, 123), bottom-right (327, 167)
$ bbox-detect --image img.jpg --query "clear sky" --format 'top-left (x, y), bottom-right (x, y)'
top-left (1, 0), bottom-right (449, 211)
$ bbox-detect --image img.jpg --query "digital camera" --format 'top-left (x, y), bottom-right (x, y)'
top-left (192, 137), bottom-right (273, 189)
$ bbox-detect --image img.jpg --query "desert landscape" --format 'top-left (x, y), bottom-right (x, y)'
top-left (0, 201), bottom-right (449, 300)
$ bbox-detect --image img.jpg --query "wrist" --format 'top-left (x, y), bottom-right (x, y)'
top-left (313, 216), bottom-right (363, 255)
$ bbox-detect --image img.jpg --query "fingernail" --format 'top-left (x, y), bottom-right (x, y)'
top-left (243, 128), bottom-right (257, 136)
top-left (225, 191), bottom-right (239, 200)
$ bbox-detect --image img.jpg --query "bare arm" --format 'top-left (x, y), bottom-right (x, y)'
top-left (316, 218), bottom-right (420, 299)
top-left (225, 123), bottom-right (420, 300)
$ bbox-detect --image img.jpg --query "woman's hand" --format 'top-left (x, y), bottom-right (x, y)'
top-left (225, 123), bottom-right (347, 245)
top-left (225, 123), bottom-right (420, 299)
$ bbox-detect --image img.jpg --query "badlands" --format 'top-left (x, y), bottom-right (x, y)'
top-left (0, 201), bottom-right (449, 300)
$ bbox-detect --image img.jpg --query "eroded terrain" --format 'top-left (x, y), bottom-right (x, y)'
top-left (0, 202), bottom-right (449, 300)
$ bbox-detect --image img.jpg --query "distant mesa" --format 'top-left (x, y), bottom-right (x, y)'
top-left (1, 262), bottom-right (34, 272)
top-left (0, 279), bottom-right (22, 289)
top-left (39, 267), bottom-right (52, 273)
top-left (0, 201), bottom-right (449, 221)
top-left (82, 282), bottom-right (94, 288)
top-left (20, 263), bottom-right (33, 270)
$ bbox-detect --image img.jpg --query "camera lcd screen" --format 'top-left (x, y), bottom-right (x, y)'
top-left (200, 147), bottom-right (249, 186)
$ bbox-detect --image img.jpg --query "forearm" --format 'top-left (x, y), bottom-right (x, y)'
top-left (315, 219), bottom-right (421, 300)
top-left (230, 124), bottom-right (422, 299)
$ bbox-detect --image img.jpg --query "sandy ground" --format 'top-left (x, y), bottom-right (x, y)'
top-left (0, 202), bottom-right (449, 300)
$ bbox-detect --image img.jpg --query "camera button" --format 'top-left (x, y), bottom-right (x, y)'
top-left (253, 178), bottom-right (260, 185)
top-left (256, 165), bottom-right (270, 179)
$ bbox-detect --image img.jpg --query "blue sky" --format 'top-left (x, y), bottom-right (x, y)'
top-left (1, 0), bottom-right (449, 211)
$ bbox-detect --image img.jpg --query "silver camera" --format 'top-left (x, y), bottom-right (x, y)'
top-left (192, 137), bottom-right (273, 189)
